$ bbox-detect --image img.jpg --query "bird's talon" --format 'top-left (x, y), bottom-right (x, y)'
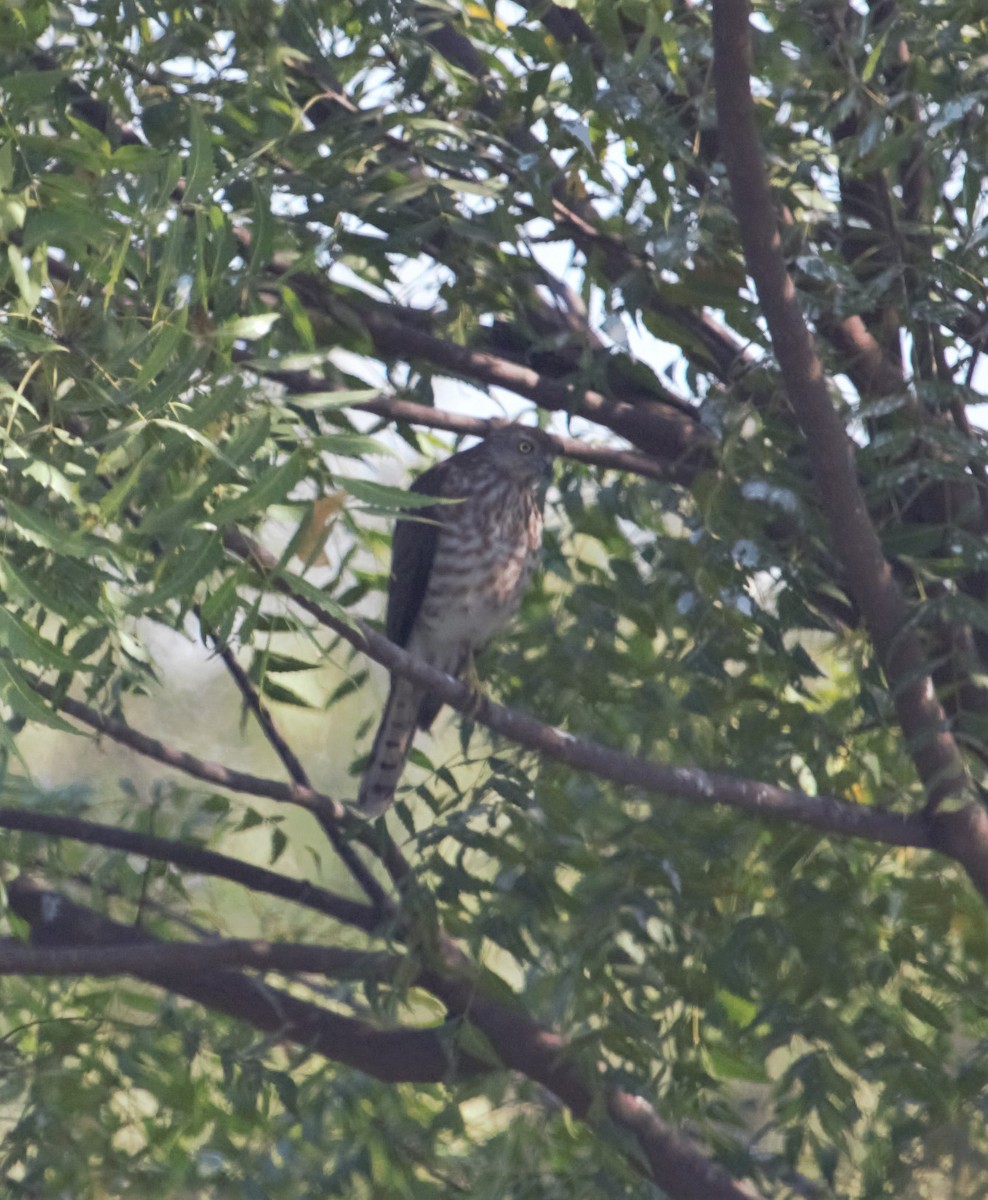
top-left (461, 655), bottom-right (486, 716)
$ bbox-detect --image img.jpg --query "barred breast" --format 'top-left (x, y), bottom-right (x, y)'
top-left (413, 474), bottom-right (543, 664)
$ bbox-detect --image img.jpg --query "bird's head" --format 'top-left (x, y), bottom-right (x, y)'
top-left (482, 424), bottom-right (557, 484)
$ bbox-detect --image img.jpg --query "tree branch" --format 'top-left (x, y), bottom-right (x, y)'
top-left (244, 364), bottom-right (677, 482)
top-left (10, 868), bottom-right (767, 1199)
top-left (0, 936), bottom-right (398, 981)
top-left (225, 529), bottom-right (929, 850)
top-left (27, 680), bottom-right (349, 823)
top-left (411, 7), bottom-right (748, 384)
top-left (274, 284), bottom-right (713, 472)
top-left (195, 612), bottom-right (389, 911)
top-left (199, 613), bottom-right (312, 788)
top-left (7, 876), bottom-right (476, 1085)
top-left (421, 968), bottom-right (765, 1200)
top-left (0, 807), bottom-right (379, 933)
top-left (710, 0), bottom-right (970, 815)
top-left (814, 312), bottom-right (906, 401)
top-left (23, 526), bottom-right (964, 871)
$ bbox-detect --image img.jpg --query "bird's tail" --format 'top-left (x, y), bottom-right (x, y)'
top-left (358, 677), bottom-right (421, 816)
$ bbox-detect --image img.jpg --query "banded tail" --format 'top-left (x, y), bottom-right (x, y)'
top-left (358, 676), bottom-right (422, 816)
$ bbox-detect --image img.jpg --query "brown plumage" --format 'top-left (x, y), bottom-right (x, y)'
top-left (358, 424), bottom-right (556, 816)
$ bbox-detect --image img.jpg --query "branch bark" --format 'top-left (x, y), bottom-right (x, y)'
top-left (421, 969), bottom-right (764, 1200)
top-left (195, 610), bottom-right (389, 911)
top-left (0, 935), bottom-right (397, 981)
top-left (7, 877), bottom-right (477, 1085)
top-left (272, 282), bottom-right (713, 471)
top-left (241, 364), bottom-right (678, 482)
top-left (0, 807), bottom-right (378, 933)
top-left (28, 679), bottom-right (350, 822)
top-left (28, 527), bottom-right (976, 871)
top-left (710, 0), bottom-right (970, 816)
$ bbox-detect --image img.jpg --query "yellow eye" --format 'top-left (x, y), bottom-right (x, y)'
top-left (517, 438), bottom-right (534, 454)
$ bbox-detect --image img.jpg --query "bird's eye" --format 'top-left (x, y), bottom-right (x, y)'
top-left (517, 438), bottom-right (534, 454)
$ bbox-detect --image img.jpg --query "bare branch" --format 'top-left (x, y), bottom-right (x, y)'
top-left (814, 313), bottom-right (906, 401)
top-left (280, 287), bottom-right (713, 472)
top-left (195, 612), bottom-right (389, 911)
top-left (199, 614), bottom-right (312, 788)
top-left (0, 935), bottom-right (397, 981)
top-left (0, 807), bottom-right (379, 933)
top-left (27, 679), bottom-right (349, 823)
top-left (244, 364), bottom-right (677, 482)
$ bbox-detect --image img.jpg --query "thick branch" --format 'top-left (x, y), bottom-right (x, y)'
top-left (11, 868), bottom-right (766, 1199)
top-left (710, 0), bottom-right (969, 814)
top-left (7, 877), bottom-right (477, 1085)
top-left (355, 397), bottom-right (673, 479)
top-left (814, 312), bottom-right (906, 400)
top-left (422, 970), bottom-right (764, 1200)
top-left (246, 365), bottom-right (677, 482)
top-left (0, 936), bottom-right (397, 980)
top-left (284, 287), bottom-right (712, 471)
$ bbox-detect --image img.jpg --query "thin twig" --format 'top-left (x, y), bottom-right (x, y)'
top-left (198, 611), bottom-right (311, 786)
top-left (28, 679), bottom-right (347, 818)
top-left (0, 807), bottom-right (379, 933)
top-left (195, 611), bottom-right (389, 912)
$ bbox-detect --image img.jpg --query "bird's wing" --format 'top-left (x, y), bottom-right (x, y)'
top-left (385, 461), bottom-right (448, 647)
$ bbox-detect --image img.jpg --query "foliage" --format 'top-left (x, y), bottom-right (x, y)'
top-left (1, 1), bottom-right (988, 1197)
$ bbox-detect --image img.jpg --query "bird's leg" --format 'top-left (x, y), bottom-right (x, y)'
top-left (460, 650), bottom-right (485, 717)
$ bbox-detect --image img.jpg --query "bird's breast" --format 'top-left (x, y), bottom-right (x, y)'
top-left (415, 487), bottom-right (543, 651)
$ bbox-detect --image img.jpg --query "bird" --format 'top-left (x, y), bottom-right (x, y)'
top-left (358, 424), bottom-right (556, 816)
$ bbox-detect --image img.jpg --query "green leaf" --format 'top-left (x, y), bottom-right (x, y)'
top-left (702, 1045), bottom-right (769, 1084)
top-left (334, 476), bottom-right (445, 510)
top-left (7, 243), bottom-right (42, 308)
top-left (0, 660), bottom-right (80, 734)
top-left (148, 417), bottom-right (222, 457)
top-left (210, 451), bottom-right (310, 523)
top-left (285, 387), bottom-right (382, 411)
top-left (218, 313), bottom-right (281, 342)
top-left (716, 988), bottom-right (759, 1028)
top-left (269, 826), bottom-right (288, 864)
top-left (134, 319), bottom-right (188, 386)
top-left (0, 557), bottom-right (103, 622)
top-left (184, 103), bottom-right (214, 202)
top-left (0, 608), bottom-right (89, 672)
top-left (3, 500), bottom-right (105, 560)
top-left (138, 534), bottom-right (224, 609)
top-left (900, 988), bottom-right (949, 1030)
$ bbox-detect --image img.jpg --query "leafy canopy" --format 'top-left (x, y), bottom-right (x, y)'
top-left (1, 1), bottom-right (988, 1198)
